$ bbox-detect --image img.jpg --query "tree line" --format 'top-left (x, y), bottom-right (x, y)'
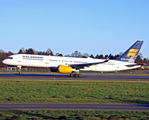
top-left (0, 48), bottom-right (149, 67)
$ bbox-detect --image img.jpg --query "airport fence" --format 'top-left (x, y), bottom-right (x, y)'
top-left (0, 67), bottom-right (51, 72)
top-left (0, 67), bottom-right (149, 74)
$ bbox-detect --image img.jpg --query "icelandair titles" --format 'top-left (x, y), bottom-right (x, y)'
top-left (23, 55), bottom-right (43, 61)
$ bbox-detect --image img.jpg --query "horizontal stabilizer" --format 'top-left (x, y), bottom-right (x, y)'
top-left (125, 63), bottom-right (147, 67)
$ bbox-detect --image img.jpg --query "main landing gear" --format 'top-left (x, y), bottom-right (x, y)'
top-left (70, 73), bottom-right (82, 77)
top-left (70, 70), bottom-right (82, 77)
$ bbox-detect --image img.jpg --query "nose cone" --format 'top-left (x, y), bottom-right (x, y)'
top-left (2, 59), bottom-right (7, 64)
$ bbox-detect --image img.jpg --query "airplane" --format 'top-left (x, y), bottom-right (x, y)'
top-left (2, 41), bottom-right (143, 77)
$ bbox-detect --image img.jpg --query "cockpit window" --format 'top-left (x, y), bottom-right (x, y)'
top-left (7, 57), bottom-right (13, 59)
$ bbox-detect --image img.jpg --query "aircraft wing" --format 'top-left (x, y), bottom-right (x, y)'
top-left (69, 54), bottom-right (111, 69)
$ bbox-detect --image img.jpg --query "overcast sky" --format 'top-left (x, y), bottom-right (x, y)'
top-left (0, 0), bottom-right (149, 58)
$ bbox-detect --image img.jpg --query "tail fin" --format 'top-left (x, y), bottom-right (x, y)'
top-left (117, 41), bottom-right (143, 63)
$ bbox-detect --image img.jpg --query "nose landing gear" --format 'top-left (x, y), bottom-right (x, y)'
top-left (17, 66), bottom-right (22, 74)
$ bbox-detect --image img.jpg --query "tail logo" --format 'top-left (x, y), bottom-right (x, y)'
top-left (127, 49), bottom-right (139, 58)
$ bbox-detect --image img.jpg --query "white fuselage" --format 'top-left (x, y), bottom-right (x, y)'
top-left (2, 54), bottom-right (140, 72)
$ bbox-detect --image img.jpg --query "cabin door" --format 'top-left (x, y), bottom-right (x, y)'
top-left (17, 56), bottom-right (21, 62)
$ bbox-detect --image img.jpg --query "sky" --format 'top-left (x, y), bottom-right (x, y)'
top-left (0, 0), bottom-right (149, 58)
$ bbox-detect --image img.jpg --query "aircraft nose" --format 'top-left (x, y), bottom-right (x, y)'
top-left (2, 59), bottom-right (7, 64)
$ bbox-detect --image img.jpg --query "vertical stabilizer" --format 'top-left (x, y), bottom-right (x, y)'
top-left (117, 41), bottom-right (143, 63)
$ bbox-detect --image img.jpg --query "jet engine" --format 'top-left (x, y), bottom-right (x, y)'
top-left (50, 65), bottom-right (72, 74)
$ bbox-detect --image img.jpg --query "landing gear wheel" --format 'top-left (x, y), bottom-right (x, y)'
top-left (70, 73), bottom-right (73, 77)
top-left (73, 74), bottom-right (77, 77)
top-left (78, 74), bottom-right (81, 77)
top-left (19, 71), bottom-right (22, 74)
top-left (74, 74), bottom-right (81, 77)
top-left (75, 74), bottom-right (79, 77)
top-left (70, 73), bottom-right (82, 78)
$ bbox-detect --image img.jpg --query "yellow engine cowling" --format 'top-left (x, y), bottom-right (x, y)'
top-left (58, 65), bottom-right (72, 74)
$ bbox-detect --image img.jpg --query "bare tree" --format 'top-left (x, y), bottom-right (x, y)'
top-left (46, 48), bottom-right (53, 56)
top-left (142, 58), bottom-right (147, 64)
top-left (135, 55), bottom-right (142, 63)
top-left (82, 53), bottom-right (90, 58)
top-left (99, 54), bottom-right (104, 59)
top-left (70, 51), bottom-right (81, 57)
top-left (18, 48), bottom-right (25, 54)
top-left (26, 48), bottom-right (35, 54)
top-left (55, 53), bottom-right (63, 56)
top-left (95, 54), bottom-right (99, 59)
top-left (90, 54), bottom-right (94, 58)
top-left (18, 49), bottom-right (23, 54)
top-left (138, 53), bottom-right (143, 59)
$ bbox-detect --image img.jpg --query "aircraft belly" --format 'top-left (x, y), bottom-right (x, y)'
top-left (81, 64), bottom-right (117, 72)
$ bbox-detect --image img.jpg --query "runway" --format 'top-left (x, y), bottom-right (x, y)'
top-left (0, 73), bottom-right (149, 81)
top-left (0, 103), bottom-right (149, 111)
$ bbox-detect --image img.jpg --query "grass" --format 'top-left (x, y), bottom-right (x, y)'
top-left (0, 79), bottom-right (149, 119)
top-left (0, 110), bottom-right (149, 120)
top-left (0, 80), bottom-right (149, 104)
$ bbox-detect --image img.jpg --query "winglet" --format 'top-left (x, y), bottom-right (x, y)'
top-left (104, 54), bottom-right (111, 62)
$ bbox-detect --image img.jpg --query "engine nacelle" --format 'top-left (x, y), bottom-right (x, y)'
top-left (50, 67), bottom-right (58, 72)
top-left (58, 65), bottom-right (72, 74)
top-left (50, 65), bottom-right (72, 74)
